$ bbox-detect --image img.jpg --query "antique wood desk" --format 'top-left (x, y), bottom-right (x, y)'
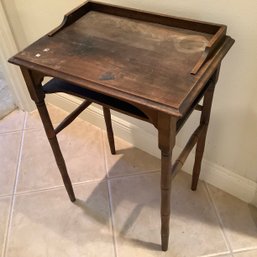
top-left (9, 1), bottom-right (234, 251)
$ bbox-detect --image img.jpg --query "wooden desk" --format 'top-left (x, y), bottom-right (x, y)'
top-left (9, 1), bottom-right (234, 251)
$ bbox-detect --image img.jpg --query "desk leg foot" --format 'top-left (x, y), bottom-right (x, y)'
top-left (103, 107), bottom-right (116, 154)
top-left (161, 214), bottom-right (170, 251)
top-left (161, 235), bottom-right (169, 251)
top-left (48, 136), bottom-right (76, 202)
top-left (36, 101), bottom-right (76, 202)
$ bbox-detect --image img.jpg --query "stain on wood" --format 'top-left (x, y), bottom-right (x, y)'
top-left (99, 71), bottom-right (115, 80)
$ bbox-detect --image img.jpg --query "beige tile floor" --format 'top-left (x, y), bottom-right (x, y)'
top-left (0, 104), bottom-right (257, 257)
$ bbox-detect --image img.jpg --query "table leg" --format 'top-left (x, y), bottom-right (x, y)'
top-left (20, 68), bottom-right (75, 202)
top-left (103, 107), bottom-right (116, 154)
top-left (158, 114), bottom-right (176, 251)
top-left (191, 68), bottom-right (220, 190)
top-left (160, 150), bottom-right (173, 251)
top-left (36, 101), bottom-right (76, 202)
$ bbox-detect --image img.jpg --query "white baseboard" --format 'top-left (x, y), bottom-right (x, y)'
top-left (47, 93), bottom-right (257, 207)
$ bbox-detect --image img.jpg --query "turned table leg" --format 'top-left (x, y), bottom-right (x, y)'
top-left (160, 150), bottom-right (173, 251)
top-left (158, 113), bottom-right (176, 251)
top-left (191, 68), bottom-right (220, 190)
top-left (36, 101), bottom-right (76, 202)
top-left (20, 68), bottom-right (75, 202)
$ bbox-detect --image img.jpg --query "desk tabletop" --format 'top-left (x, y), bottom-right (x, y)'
top-left (10, 2), bottom-right (234, 117)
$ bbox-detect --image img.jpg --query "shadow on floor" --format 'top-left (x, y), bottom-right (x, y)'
top-left (72, 145), bottom-right (257, 252)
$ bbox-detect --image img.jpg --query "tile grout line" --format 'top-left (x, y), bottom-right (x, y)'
top-left (232, 246), bottom-right (257, 254)
top-left (0, 129), bottom-right (24, 136)
top-left (108, 169), bottom-right (160, 180)
top-left (0, 195), bottom-right (12, 199)
top-left (13, 178), bottom-right (106, 197)
top-left (12, 169), bottom-right (160, 198)
top-left (14, 185), bottom-right (67, 196)
top-left (198, 251), bottom-right (231, 257)
top-left (101, 129), bottom-right (111, 180)
top-left (73, 178), bottom-right (107, 185)
top-left (204, 182), bottom-right (234, 257)
top-left (101, 129), bottom-right (119, 257)
top-left (0, 111), bottom-right (25, 136)
top-left (199, 251), bottom-right (232, 257)
top-left (2, 112), bottom-right (27, 257)
top-left (23, 122), bottom-right (63, 132)
top-left (107, 180), bottom-right (119, 257)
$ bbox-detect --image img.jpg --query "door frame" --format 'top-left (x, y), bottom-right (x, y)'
top-left (0, 1), bottom-right (34, 111)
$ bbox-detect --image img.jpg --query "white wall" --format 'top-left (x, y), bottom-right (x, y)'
top-left (2, 1), bottom-right (257, 186)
